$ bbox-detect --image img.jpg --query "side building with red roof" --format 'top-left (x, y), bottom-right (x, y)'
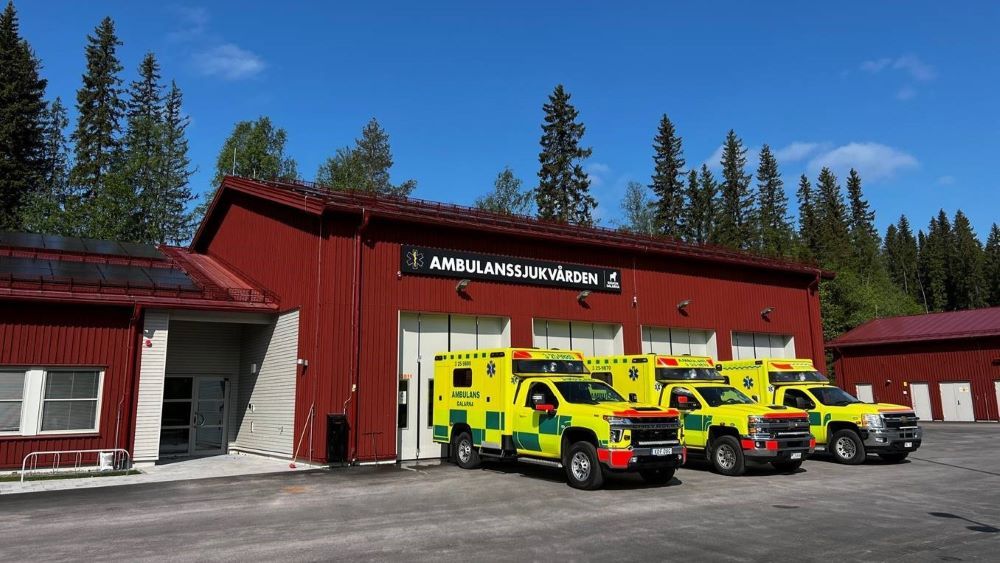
top-left (827, 307), bottom-right (1000, 422)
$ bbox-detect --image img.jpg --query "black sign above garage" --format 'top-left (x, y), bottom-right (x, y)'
top-left (400, 245), bottom-right (622, 293)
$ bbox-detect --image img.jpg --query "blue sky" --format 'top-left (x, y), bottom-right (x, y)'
top-left (17, 1), bottom-right (1000, 236)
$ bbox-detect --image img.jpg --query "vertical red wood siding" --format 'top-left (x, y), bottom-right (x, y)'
top-left (199, 193), bottom-right (825, 463)
top-left (832, 337), bottom-right (1000, 421)
top-left (0, 301), bottom-right (134, 469)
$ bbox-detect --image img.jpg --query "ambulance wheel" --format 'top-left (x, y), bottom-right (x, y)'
top-left (710, 436), bottom-right (745, 476)
top-left (639, 467), bottom-right (676, 485)
top-left (453, 431), bottom-right (481, 469)
top-left (878, 452), bottom-right (909, 463)
top-left (830, 429), bottom-right (866, 465)
top-left (771, 459), bottom-right (803, 473)
top-left (565, 442), bottom-right (605, 490)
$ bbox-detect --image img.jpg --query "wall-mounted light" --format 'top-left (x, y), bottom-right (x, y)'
top-left (577, 290), bottom-right (591, 303)
top-left (677, 299), bottom-right (692, 312)
top-left (455, 279), bottom-right (471, 293)
top-left (760, 306), bottom-right (775, 319)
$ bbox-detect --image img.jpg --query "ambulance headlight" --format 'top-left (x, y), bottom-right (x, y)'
top-left (747, 415), bottom-right (765, 424)
top-left (603, 416), bottom-right (632, 425)
top-left (863, 414), bottom-right (884, 429)
top-left (609, 428), bottom-right (624, 442)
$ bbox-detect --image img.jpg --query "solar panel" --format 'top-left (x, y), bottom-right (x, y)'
top-left (0, 231), bottom-right (165, 261)
top-left (0, 256), bottom-right (198, 290)
top-left (145, 267), bottom-right (198, 289)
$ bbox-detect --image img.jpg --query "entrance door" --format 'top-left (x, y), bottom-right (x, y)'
top-left (995, 381), bottom-right (1000, 422)
top-left (939, 382), bottom-right (975, 422)
top-left (910, 383), bottom-right (932, 421)
top-left (159, 376), bottom-right (229, 457)
top-left (855, 384), bottom-right (874, 403)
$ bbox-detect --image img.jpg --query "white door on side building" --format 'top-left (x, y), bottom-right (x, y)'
top-left (995, 381), bottom-right (1000, 421)
top-left (910, 383), bottom-right (932, 421)
top-left (398, 313), bottom-right (510, 461)
top-left (939, 381), bottom-right (975, 422)
top-left (855, 384), bottom-right (874, 403)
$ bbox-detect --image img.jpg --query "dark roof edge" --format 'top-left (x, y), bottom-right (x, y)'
top-left (827, 330), bottom-right (1000, 349)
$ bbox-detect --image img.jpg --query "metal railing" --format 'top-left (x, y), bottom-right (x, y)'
top-left (20, 449), bottom-right (132, 483)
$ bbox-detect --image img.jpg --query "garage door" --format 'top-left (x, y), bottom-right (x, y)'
top-left (532, 320), bottom-right (623, 356)
top-left (398, 313), bottom-right (510, 460)
top-left (641, 326), bottom-right (718, 358)
top-left (731, 332), bottom-right (795, 360)
top-left (939, 381), bottom-right (975, 422)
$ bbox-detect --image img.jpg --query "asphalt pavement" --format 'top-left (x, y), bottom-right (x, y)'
top-left (1, 423), bottom-right (997, 562)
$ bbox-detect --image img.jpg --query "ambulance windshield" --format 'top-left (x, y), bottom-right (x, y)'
top-left (696, 386), bottom-right (755, 407)
top-left (655, 368), bottom-right (723, 382)
top-left (513, 359), bottom-right (589, 375)
top-left (810, 386), bottom-right (862, 406)
top-left (554, 381), bottom-right (625, 404)
top-left (768, 370), bottom-right (829, 384)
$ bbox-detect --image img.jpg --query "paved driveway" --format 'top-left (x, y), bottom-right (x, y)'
top-left (1, 423), bottom-right (997, 561)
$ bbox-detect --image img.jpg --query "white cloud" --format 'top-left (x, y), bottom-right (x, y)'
top-left (702, 144), bottom-right (724, 169)
top-left (896, 86), bottom-right (917, 101)
top-left (861, 57), bottom-right (893, 73)
top-left (937, 175), bottom-right (956, 186)
top-left (585, 162), bottom-right (611, 188)
top-left (194, 44), bottom-right (266, 81)
top-left (774, 142), bottom-right (823, 163)
top-left (807, 142), bottom-right (918, 182)
top-left (893, 55), bottom-right (936, 82)
top-left (168, 6), bottom-right (209, 42)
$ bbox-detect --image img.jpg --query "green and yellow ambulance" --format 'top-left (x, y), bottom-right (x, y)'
top-left (586, 354), bottom-right (814, 476)
top-left (433, 348), bottom-right (684, 490)
top-left (718, 358), bottom-right (922, 464)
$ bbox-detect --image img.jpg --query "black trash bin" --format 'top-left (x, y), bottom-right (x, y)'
top-left (327, 414), bottom-right (349, 465)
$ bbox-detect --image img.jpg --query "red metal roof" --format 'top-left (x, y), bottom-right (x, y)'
top-left (0, 233), bottom-right (278, 311)
top-left (194, 176), bottom-right (834, 280)
top-left (828, 307), bottom-right (1000, 348)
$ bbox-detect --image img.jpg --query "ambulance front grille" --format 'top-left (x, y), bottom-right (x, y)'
top-left (883, 413), bottom-right (919, 428)
top-left (631, 427), bottom-right (680, 446)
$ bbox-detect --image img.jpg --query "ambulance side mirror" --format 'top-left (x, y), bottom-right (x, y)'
top-left (628, 393), bottom-right (638, 403)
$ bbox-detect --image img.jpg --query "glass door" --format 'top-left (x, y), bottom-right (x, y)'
top-left (159, 376), bottom-right (228, 457)
top-left (160, 377), bottom-right (194, 456)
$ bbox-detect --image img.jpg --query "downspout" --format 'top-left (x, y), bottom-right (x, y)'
top-left (121, 304), bottom-right (143, 456)
top-left (807, 271), bottom-right (822, 368)
top-left (349, 209), bottom-right (371, 463)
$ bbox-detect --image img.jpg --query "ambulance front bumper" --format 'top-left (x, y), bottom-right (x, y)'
top-left (597, 445), bottom-right (685, 472)
top-left (740, 435), bottom-right (815, 461)
top-left (861, 426), bottom-right (923, 452)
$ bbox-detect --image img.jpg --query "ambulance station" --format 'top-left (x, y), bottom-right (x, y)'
top-left (0, 176), bottom-right (830, 467)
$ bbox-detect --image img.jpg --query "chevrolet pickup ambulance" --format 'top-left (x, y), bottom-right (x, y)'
top-left (433, 348), bottom-right (684, 490)
top-left (717, 358), bottom-right (922, 464)
top-left (586, 354), bottom-right (814, 476)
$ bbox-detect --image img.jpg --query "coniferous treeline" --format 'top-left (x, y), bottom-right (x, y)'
top-left (0, 3), bottom-right (194, 244)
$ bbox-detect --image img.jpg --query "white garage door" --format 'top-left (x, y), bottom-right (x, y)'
top-left (641, 326), bottom-right (718, 359)
top-left (732, 332), bottom-right (795, 360)
top-left (939, 381), bottom-right (975, 422)
top-left (398, 313), bottom-right (510, 461)
top-left (532, 319), bottom-right (623, 356)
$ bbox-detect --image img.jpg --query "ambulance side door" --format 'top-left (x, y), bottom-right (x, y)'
top-left (665, 385), bottom-right (709, 449)
top-left (512, 380), bottom-right (560, 458)
top-left (777, 387), bottom-right (827, 443)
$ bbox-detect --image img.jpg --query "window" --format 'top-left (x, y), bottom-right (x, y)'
top-left (554, 381), bottom-right (624, 404)
top-left (0, 371), bottom-right (25, 433)
top-left (525, 382), bottom-right (558, 408)
top-left (783, 388), bottom-right (815, 410)
top-left (0, 367), bottom-right (104, 436)
top-left (641, 326), bottom-right (718, 359)
top-left (591, 372), bottom-right (613, 386)
top-left (453, 368), bottom-right (472, 388)
top-left (732, 332), bottom-right (794, 359)
top-left (41, 370), bottom-right (101, 432)
top-left (669, 387), bottom-right (700, 410)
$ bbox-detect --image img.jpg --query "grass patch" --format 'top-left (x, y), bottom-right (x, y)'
top-left (0, 469), bottom-right (141, 482)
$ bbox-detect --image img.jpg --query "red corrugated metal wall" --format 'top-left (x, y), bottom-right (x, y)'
top-left (200, 193), bottom-right (825, 463)
top-left (832, 337), bottom-right (1000, 421)
top-left (0, 300), bottom-right (134, 469)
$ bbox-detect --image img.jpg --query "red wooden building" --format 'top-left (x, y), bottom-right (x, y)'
top-left (828, 307), bottom-right (1000, 422)
top-left (2, 176), bottom-right (831, 468)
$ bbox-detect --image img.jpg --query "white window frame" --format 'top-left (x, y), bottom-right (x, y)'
top-left (640, 326), bottom-right (719, 359)
top-left (0, 369), bottom-right (28, 436)
top-left (0, 367), bottom-right (104, 437)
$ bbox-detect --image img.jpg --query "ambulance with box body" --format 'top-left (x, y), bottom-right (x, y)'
top-left (717, 358), bottom-right (922, 464)
top-left (586, 354), bottom-right (814, 476)
top-left (433, 348), bottom-right (684, 490)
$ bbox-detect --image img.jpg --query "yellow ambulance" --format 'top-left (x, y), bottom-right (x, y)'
top-left (586, 354), bottom-right (814, 476)
top-left (433, 348), bottom-right (684, 490)
top-left (718, 358), bottom-right (922, 464)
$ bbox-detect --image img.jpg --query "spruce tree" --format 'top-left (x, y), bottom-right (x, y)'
top-left (984, 224), bottom-right (1000, 306)
top-left (683, 166), bottom-right (715, 244)
top-left (918, 211), bottom-right (953, 311)
top-left (649, 114), bottom-right (685, 237)
top-left (536, 84), bottom-right (596, 226)
top-left (20, 98), bottom-right (72, 234)
top-left (755, 144), bottom-right (793, 256)
top-left (713, 130), bottom-right (754, 249)
top-left (617, 180), bottom-right (656, 235)
top-left (884, 215), bottom-right (923, 307)
top-left (795, 174), bottom-right (818, 259)
top-left (123, 52), bottom-right (164, 242)
top-left (475, 166), bottom-right (532, 215)
top-left (951, 210), bottom-right (986, 309)
top-left (69, 17), bottom-right (125, 200)
top-left (317, 118), bottom-right (416, 197)
top-left (156, 81), bottom-right (194, 244)
top-left (845, 169), bottom-right (880, 275)
top-left (0, 0), bottom-right (48, 229)
top-left (813, 167), bottom-right (851, 268)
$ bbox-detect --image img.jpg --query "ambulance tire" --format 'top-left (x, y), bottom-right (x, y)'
top-left (453, 431), bottom-right (481, 469)
top-left (639, 467), bottom-right (676, 485)
top-left (830, 429), bottom-right (866, 465)
top-left (878, 452), bottom-right (909, 463)
top-left (565, 442), bottom-right (605, 490)
top-left (771, 459), bottom-right (803, 473)
top-left (710, 436), bottom-right (746, 476)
